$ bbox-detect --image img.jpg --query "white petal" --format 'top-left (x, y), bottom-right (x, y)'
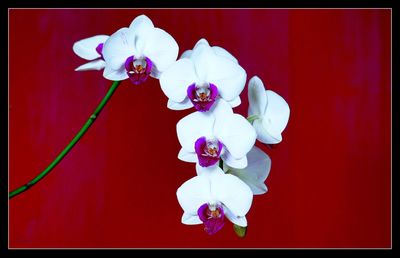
top-left (248, 76), bottom-right (267, 117)
top-left (176, 175), bottom-right (212, 214)
top-left (209, 98), bottom-right (233, 121)
top-left (128, 15), bottom-right (154, 34)
top-left (103, 65), bottom-right (128, 81)
top-left (167, 98), bottom-right (193, 110)
top-left (176, 111), bottom-right (214, 153)
top-left (102, 28), bottom-right (134, 65)
top-left (262, 90), bottom-right (290, 139)
top-left (227, 96), bottom-right (241, 108)
top-left (73, 35), bottom-right (109, 60)
top-left (226, 146), bottom-right (271, 195)
top-left (221, 150), bottom-right (248, 169)
top-left (212, 46), bottom-right (238, 63)
top-left (214, 113), bottom-right (256, 159)
top-left (159, 58), bottom-right (197, 102)
top-left (142, 28), bottom-right (179, 74)
top-left (210, 174), bottom-right (253, 216)
top-left (75, 59), bottom-right (106, 71)
top-left (193, 38), bottom-right (210, 49)
top-left (223, 206), bottom-right (247, 227)
top-left (178, 148), bottom-right (197, 163)
top-left (181, 212), bottom-right (202, 225)
top-left (125, 15), bottom-right (155, 56)
top-left (206, 54), bottom-right (246, 101)
top-left (253, 119), bottom-right (282, 144)
top-left (190, 42), bottom-right (214, 80)
top-left (195, 163), bottom-right (224, 176)
top-left (180, 50), bottom-right (193, 59)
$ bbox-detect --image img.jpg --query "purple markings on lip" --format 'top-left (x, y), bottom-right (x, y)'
top-left (95, 43), bottom-right (104, 60)
top-left (124, 56), bottom-right (153, 85)
top-left (194, 137), bottom-right (223, 167)
top-left (187, 83), bottom-right (218, 112)
top-left (198, 203), bottom-right (225, 235)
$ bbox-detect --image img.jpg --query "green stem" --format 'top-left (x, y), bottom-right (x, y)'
top-left (246, 114), bottom-right (260, 124)
top-left (9, 81), bottom-right (121, 199)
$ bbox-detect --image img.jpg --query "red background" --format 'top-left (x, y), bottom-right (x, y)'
top-left (9, 9), bottom-right (391, 248)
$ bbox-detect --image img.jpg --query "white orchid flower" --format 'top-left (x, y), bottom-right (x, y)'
top-left (223, 146), bottom-right (271, 195)
top-left (176, 165), bottom-right (253, 235)
top-left (73, 35), bottom-right (109, 71)
top-left (177, 99), bottom-right (256, 169)
top-left (248, 76), bottom-right (290, 144)
top-left (160, 38), bottom-right (246, 112)
top-left (101, 14), bottom-right (179, 84)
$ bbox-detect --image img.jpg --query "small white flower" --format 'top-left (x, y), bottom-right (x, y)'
top-left (102, 15), bottom-right (179, 84)
top-left (73, 35), bottom-right (109, 71)
top-left (176, 99), bottom-right (256, 169)
top-left (223, 146), bottom-right (271, 195)
top-left (248, 76), bottom-right (290, 144)
top-left (176, 165), bottom-right (253, 234)
top-left (160, 38), bottom-right (246, 112)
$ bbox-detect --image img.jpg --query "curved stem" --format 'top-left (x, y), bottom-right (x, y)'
top-left (9, 81), bottom-right (121, 199)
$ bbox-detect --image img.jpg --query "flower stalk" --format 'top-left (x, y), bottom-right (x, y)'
top-left (9, 80), bottom-right (121, 199)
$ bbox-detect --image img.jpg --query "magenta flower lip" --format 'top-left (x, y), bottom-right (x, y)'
top-left (124, 56), bottom-right (153, 85)
top-left (198, 203), bottom-right (225, 235)
top-left (194, 137), bottom-right (223, 167)
top-left (95, 43), bottom-right (104, 60)
top-left (187, 83), bottom-right (219, 112)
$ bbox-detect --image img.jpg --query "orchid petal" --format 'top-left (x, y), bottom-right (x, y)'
top-left (212, 46), bottom-right (238, 63)
top-left (142, 28), bottom-right (179, 75)
top-left (178, 148), bottom-right (197, 163)
top-left (160, 58), bottom-right (197, 102)
top-left (227, 96), bottom-right (241, 108)
top-left (176, 112), bottom-right (214, 153)
top-left (182, 212), bottom-right (202, 225)
top-left (211, 174), bottom-right (253, 217)
top-left (253, 119), bottom-right (282, 144)
top-left (214, 113), bottom-right (256, 159)
top-left (103, 65), bottom-right (128, 81)
top-left (75, 59), bottom-right (106, 71)
top-left (103, 28), bottom-right (136, 64)
top-left (206, 54), bottom-right (246, 101)
top-left (223, 205), bottom-right (247, 227)
top-left (210, 98), bottom-right (233, 121)
top-left (248, 76), bottom-right (268, 117)
top-left (262, 90), bottom-right (290, 140)
top-left (226, 146), bottom-right (271, 195)
top-left (221, 150), bottom-right (248, 169)
top-left (167, 98), bottom-right (193, 110)
top-left (180, 50), bottom-right (193, 59)
top-left (195, 163), bottom-right (224, 176)
top-left (177, 176), bottom-right (211, 214)
top-left (191, 42), bottom-right (214, 80)
top-left (73, 35), bottom-right (109, 60)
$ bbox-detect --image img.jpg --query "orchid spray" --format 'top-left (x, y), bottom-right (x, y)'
top-left (9, 14), bottom-right (290, 238)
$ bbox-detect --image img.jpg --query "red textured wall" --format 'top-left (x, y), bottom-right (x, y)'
top-left (9, 9), bottom-right (391, 248)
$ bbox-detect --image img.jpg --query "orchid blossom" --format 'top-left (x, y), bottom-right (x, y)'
top-left (176, 99), bottom-right (256, 169)
top-left (160, 38), bottom-right (246, 112)
top-left (102, 15), bottom-right (179, 84)
top-left (248, 76), bottom-right (290, 144)
top-left (223, 146), bottom-right (271, 195)
top-left (176, 165), bottom-right (253, 235)
top-left (73, 35), bottom-right (109, 71)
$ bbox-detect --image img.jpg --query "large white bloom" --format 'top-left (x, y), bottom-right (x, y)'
top-left (248, 76), bottom-right (290, 144)
top-left (73, 35), bottom-right (109, 71)
top-left (176, 99), bottom-right (256, 169)
top-left (176, 165), bottom-right (253, 234)
top-left (223, 146), bottom-right (271, 195)
top-left (160, 38), bottom-right (246, 112)
top-left (101, 15), bottom-right (179, 84)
